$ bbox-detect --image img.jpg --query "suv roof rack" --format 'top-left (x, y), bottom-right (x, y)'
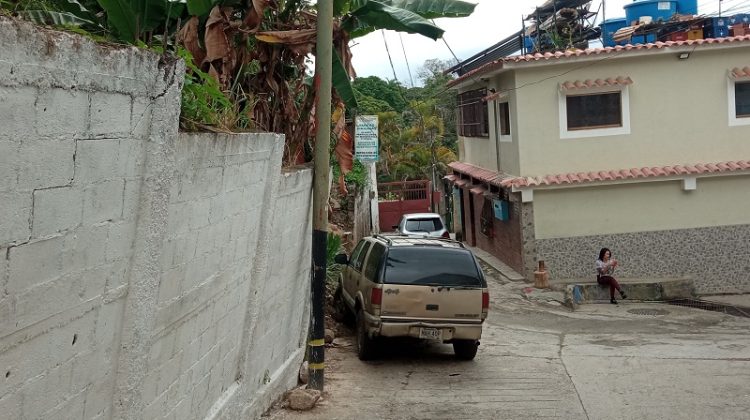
top-left (372, 234), bottom-right (393, 245)
top-left (371, 234), bottom-right (465, 248)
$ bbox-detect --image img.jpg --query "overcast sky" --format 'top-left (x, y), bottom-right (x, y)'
top-left (349, 0), bottom-right (734, 85)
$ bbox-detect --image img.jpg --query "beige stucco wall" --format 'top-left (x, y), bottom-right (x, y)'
top-left (457, 135), bottom-right (496, 171)
top-left (534, 175), bottom-right (750, 239)
top-left (457, 71), bottom-right (522, 175)
top-left (511, 46), bottom-right (750, 177)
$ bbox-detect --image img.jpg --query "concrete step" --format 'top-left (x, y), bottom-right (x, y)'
top-left (550, 277), bottom-right (695, 310)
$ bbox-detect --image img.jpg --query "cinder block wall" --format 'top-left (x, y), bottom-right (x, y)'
top-left (0, 18), bottom-right (311, 420)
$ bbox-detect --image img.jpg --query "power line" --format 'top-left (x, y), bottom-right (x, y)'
top-left (431, 19), bottom-right (461, 65)
top-left (416, 3), bottom-right (750, 108)
top-left (381, 30), bottom-right (399, 82)
top-left (398, 33), bottom-right (415, 88)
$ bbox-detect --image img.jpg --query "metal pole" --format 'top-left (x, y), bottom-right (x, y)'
top-left (309, 0), bottom-right (333, 392)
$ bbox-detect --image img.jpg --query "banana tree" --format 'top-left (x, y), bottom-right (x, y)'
top-left (12, 0), bottom-right (475, 171)
top-left (254, 0), bottom-right (475, 173)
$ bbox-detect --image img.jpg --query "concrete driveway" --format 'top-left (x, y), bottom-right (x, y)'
top-left (267, 262), bottom-right (750, 420)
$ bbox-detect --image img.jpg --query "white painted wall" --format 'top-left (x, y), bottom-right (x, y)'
top-left (457, 44), bottom-right (750, 178)
top-left (0, 18), bottom-right (311, 420)
top-left (512, 46), bottom-right (750, 177)
top-left (534, 175), bottom-right (750, 239)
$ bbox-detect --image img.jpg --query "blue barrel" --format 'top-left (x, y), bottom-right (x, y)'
top-left (600, 17), bottom-right (628, 47)
top-left (676, 0), bottom-right (697, 15)
top-left (624, 0), bottom-right (678, 25)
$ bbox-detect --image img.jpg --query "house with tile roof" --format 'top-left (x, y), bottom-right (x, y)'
top-left (446, 36), bottom-right (750, 294)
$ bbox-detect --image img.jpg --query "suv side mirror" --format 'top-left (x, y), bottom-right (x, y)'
top-left (334, 253), bottom-right (349, 265)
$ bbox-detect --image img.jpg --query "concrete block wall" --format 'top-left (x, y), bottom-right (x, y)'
top-left (0, 18), bottom-right (311, 420)
top-left (0, 17), bottom-right (168, 420)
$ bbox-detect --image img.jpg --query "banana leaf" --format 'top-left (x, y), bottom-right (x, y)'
top-left (343, 1), bottom-right (444, 40)
top-left (57, 0), bottom-right (100, 22)
top-left (186, 0), bottom-right (215, 16)
top-left (333, 49), bottom-right (359, 109)
top-left (19, 10), bottom-right (96, 27)
top-left (333, 0), bottom-right (351, 16)
top-left (95, 0), bottom-right (138, 41)
top-left (373, 0), bottom-right (476, 19)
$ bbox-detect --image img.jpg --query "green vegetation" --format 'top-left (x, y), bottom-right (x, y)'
top-left (351, 59), bottom-right (458, 184)
top-left (2, 1), bottom-right (474, 170)
top-left (326, 231), bottom-right (343, 284)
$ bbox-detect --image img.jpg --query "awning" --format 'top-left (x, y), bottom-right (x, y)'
top-left (560, 76), bottom-right (633, 91)
top-left (470, 185), bottom-right (488, 195)
top-left (454, 178), bottom-right (469, 187)
top-left (448, 161), bottom-right (514, 187)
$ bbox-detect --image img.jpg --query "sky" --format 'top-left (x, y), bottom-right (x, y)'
top-left (349, 0), bottom-right (735, 86)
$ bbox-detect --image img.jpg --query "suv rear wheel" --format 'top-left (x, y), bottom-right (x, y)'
top-left (453, 339), bottom-right (478, 360)
top-left (356, 308), bottom-right (376, 360)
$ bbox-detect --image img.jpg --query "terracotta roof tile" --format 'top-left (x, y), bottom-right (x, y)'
top-left (560, 76), bottom-right (633, 90)
top-left (497, 160), bottom-right (750, 188)
top-left (448, 35), bottom-right (750, 88)
top-left (470, 185), bottom-right (488, 195)
top-left (447, 162), bottom-right (513, 187)
top-left (731, 66), bottom-right (750, 79)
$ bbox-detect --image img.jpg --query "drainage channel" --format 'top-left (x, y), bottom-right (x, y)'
top-left (665, 299), bottom-right (750, 318)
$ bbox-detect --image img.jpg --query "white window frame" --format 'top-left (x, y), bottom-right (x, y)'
top-left (558, 84), bottom-right (631, 139)
top-left (495, 100), bottom-right (512, 143)
top-left (728, 76), bottom-right (750, 127)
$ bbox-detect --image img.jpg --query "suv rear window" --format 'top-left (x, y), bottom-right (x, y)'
top-left (404, 218), bottom-right (443, 232)
top-left (383, 247), bottom-right (482, 286)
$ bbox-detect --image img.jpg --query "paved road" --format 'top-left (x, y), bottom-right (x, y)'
top-left (267, 263), bottom-right (750, 420)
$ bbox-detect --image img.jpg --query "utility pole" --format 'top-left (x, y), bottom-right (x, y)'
top-left (309, 0), bottom-right (333, 391)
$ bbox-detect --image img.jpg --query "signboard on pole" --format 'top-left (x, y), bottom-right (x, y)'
top-left (354, 115), bottom-right (379, 162)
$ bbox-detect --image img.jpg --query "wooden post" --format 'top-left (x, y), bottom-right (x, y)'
top-left (534, 260), bottom-right (550, 289)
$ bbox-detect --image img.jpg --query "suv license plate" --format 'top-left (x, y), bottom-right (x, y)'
top-left (419, 328), bottom-right (442, 340)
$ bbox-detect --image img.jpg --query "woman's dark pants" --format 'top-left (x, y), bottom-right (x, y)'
top-left (597, 275), bottom-right (621, 299)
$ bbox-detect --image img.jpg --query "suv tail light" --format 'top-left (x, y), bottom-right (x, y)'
top-left (441, 231), bottom-right (450, 239)
top-left (371, 287), bottom-right (383, 305)
top-left (481, 290), bottom-right (489, 319)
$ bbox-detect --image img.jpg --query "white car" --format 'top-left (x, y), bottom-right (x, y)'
top-left (393, 213), bottom-right (449, 238)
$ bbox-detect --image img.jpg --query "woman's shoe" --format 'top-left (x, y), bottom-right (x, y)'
top-left (610, 298), bottom-right (618, 304)
top-left (620, 291), bottom-right (628, 299)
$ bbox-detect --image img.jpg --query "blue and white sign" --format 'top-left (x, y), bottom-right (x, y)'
top-left (355, 115), bottom-right (379, 162)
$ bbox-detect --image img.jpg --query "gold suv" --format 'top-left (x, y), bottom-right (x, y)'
top-left (334, 235), bottom-right (489, 360)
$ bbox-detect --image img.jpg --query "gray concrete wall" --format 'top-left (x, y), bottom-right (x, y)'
top-left (0, 17), bottom-right (310, 420)
top-left (537, 224), bottom-right (750, 295)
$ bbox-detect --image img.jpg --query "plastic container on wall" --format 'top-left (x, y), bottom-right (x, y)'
top-left (704, 17), bottom-right (728, 39)
top-left (728, 14), bottom-right (750, 26)
top-left (624, 0), bottom-right (678, 25)
top-left (600, 17), bottom-right (629, 47)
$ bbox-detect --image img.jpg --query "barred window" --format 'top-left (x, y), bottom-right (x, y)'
top-left (458, 89), bottom-right (489, 138)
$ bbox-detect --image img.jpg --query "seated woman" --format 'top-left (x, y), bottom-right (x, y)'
top-left (597, 248), bottom-right (627, 304)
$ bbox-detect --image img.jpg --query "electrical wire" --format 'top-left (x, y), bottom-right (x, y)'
top-left (421, 2), bottom-right (750, 108)
top-left (398, 33), bottom-right (415, 88)
top-left (381, 29), bottom-right (399, 82)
